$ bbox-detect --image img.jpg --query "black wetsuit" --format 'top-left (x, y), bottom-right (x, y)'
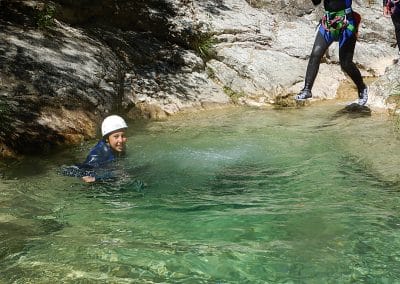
top-left (384, 0), bottom-right (400, 53)
top-left (303, 0), bottom-right (366, 93)
top-left (61, 140), bottom-right (122, 181)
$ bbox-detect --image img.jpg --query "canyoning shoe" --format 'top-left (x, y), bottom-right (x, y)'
top-left (357, 87), bottom-right (368, 106)
top-left (295, 89), bottom-right (312, 101)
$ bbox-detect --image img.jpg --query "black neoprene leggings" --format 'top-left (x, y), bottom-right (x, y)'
top-left (391, 13), bottom-right (400, 52)
top-left (304, 31), bottom-right (366, 93)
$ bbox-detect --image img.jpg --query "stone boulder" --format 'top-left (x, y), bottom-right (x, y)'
top-left (0, 1), bottom-right (121, 156)
top-left (1, 0), bottom-right (400, 158)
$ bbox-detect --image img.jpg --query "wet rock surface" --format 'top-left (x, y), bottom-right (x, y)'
top-left (0, 0), bottom-right (398, 157)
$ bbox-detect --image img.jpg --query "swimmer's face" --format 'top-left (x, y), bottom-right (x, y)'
top-left (107, 130), bottom-right (127, 152)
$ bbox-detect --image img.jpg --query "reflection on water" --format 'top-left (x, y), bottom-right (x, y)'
top-left (1, 104), bottom-right (400, 283)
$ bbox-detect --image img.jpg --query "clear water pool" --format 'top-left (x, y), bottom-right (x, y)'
top-left (1, 103), bottom-right (400, 283)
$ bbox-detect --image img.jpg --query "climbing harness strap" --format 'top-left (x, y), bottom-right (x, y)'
top-left (321, 8), bottom-right (355, 39)
top-left (318, 4), bottom-right (361, 48)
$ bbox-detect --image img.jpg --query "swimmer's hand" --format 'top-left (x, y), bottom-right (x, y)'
top-left (82, 176), bottom-right (96, 183)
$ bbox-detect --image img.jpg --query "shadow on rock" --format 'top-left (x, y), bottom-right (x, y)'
top-left (332, 103), bottom-right (372, 119)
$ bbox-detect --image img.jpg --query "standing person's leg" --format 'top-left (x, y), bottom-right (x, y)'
top-left (391, 12), bottom-right (400, 59)
top-left (338, 34), bottom-right (368, 105)
top-left (295, 32), bottom-right (330, 100)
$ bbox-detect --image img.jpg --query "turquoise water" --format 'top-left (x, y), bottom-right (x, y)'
top-left (1, 104), bottom-right (400, 283)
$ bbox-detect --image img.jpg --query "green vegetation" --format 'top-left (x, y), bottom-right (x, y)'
top-left (192, 33), bottom-right (217, 61)
top-left (37, 3), bottom-right (56, 29)
top-left (223, 86), bottom-right (245, 104)
top-left (274, 95), bottom-right (297, 108)
top-left (206, 67), bottom-right (216, 79)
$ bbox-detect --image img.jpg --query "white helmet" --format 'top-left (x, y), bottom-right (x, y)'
top-left (101, 115), bottom-right (128, 137)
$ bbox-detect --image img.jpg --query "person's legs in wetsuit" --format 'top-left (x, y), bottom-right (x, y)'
top-left (296, 31), bottom-right (368, 105)
top-left (296, 32), bottom-right (330, 100)
top-left (391, 12), bottom-right (400, 60)
top-left (339, 34), bottom-right (368, 105)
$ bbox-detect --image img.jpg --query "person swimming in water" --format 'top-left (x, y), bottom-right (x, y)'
top-left (61, 115), bottom-right (128, 183)
top-left (295, 0), bottom-right (368, 106)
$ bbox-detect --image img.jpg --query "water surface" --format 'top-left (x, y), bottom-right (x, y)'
top-left (1, 103), bottom-right (400, 283)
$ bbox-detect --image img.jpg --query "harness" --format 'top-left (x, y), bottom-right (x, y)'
top-left (321, 8), bottom-right (355, 39)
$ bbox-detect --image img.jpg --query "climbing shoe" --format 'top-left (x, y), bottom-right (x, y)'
top-left (295, 89), bottom-right (312, 101)
top-left (357, 87), bottom-right (368, 106)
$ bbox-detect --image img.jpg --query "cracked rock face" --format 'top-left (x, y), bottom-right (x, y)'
top-left (0, 0), bottom-right (230, 157)
top-left (0, 2), bottom-right (121, 156)
top-left (0, 0), bottom-right (398, 157)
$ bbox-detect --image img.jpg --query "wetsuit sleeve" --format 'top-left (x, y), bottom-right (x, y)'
top-left (59, 165), bottom-right (94, 178)
top-left (80, 141), bottom-right (118, 181)
top-left (312, 0), bottom-right (321, 5)
top-left (81, 140), bottom-right (114, 168)
top-left (59, 165), bottom-right (118, 181)
top-left (60, 140), bottom-right (119, 182)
